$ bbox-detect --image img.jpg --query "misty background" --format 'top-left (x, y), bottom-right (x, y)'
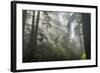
top-left (22, 10), bottom-right (91, 62)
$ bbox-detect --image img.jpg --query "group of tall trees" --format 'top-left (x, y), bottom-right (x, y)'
top-left (22, 10), bottom-right (91, 62)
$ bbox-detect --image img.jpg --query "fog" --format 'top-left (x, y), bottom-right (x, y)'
top-left (23, 10), bottom-right (86, 62)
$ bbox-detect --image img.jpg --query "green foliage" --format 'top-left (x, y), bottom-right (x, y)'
top-left (51, 47), bottom-right (69, 60)
top-left (81, 51), bottom-right (86, 60)
top-left (24, 41), bottom-right (70, 62)
top-left (24, 40), bottom-right (87, 62)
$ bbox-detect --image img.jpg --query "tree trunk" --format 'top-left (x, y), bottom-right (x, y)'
top-left (23, 10), bottom-right (27, 32)
top-left (66, 13), bottom-right (76, 47)
top-left (82, 13), bottom-right (91, 59)
top-left (29, 11), bottom-right (35, 47)
top-left (27, 11), bottom-right (40, 60)
top-left (27, 11), bottom-right (35, 59)
top-left (22, 10), bottom-right (27, 60)
top-left (34, 11), bottom-right (40, 49)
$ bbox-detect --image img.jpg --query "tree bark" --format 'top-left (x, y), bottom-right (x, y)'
top-left (23, 10), bottom-right (27, 32)
top-left (27, 11), bottom-right (35, 59)
top-left (27, 11), bottom-right (40, 60)
top-left (34, 11), bottom-right (40, 49)
top-left (29, 11), bottom-right (35, 47)
top-left (82, 13), bottom-right (91, 59)
top-left (22, 10), bottom-right (27, 60)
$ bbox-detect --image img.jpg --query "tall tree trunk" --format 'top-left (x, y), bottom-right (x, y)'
top-left (29, 11), bottom-right (35, 46)
top-left (27, 11), bottom-right (35, 59)
top-left (66, 13), bottom-right (76, 47)
top-left (27, 11), bottom-right (40, 60)
top-left (82, 13), bottom-right (91, 59)
top-left (22, 10), bottom-right (27, 60)
top-left (34, 11), bottom-right (40, 49)
top-left (23, 10), bottom-right (27, 32)
top-left (67, 13), bottom-right (76, 33)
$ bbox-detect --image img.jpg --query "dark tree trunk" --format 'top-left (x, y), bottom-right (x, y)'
top-left (23, 10), bottom-right (27, 31)
top-left (34, 11), bottom-right (40, 49)
top-left (29, 11), bottom-right (35, 48)
top-left (82, 13), bottom-right (91, 59)
top-left (22, 10), bottom-right (27, 60)
top-left (27, 11), bottom-right (40, 61)
top-left (27, 11), bottom-right (35, 59)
